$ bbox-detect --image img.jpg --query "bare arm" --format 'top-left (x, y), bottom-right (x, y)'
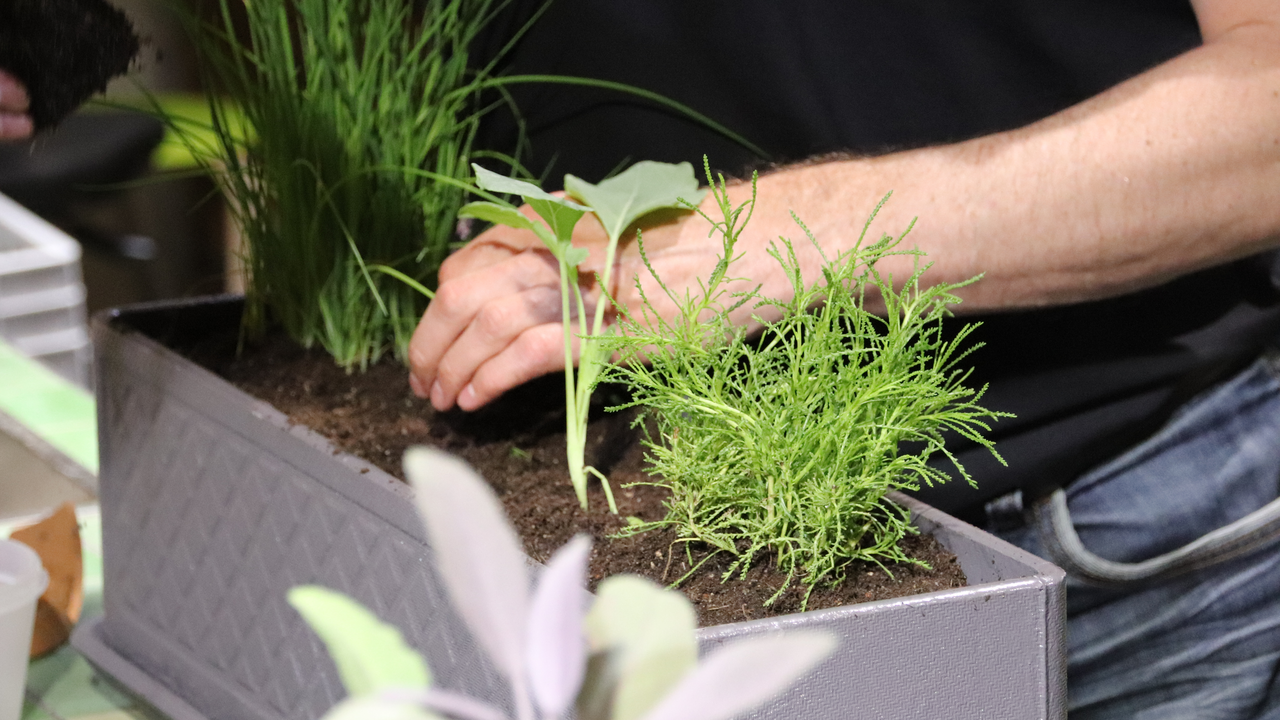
top-left (409, 0), bottom-right (1280, 411)
top-left (741, 0), bottom-right (1280, 311)
top-left (0, 70), bottom-right (34, 140)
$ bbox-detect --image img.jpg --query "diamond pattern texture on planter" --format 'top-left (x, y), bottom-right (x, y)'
top-left (98, 354), bottom-right (508, 720)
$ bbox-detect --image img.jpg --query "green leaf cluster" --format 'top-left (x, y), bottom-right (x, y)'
top-left (601, 164), bottom-right (1010, 605)
top-left (288, 586), bottom-right (432, 697)
top-left (173, 0), bottom-right (514, 369)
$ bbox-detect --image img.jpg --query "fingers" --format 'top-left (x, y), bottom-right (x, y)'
top-left (408, 248), bottom-right (564, 410)
top-left (455, 323), bottom-right (570, 410)
top-left (0, 71), bottom-right (33, 140)
top-left (433, 284), bottom-right (564, 409)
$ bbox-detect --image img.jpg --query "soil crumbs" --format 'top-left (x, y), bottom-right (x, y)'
top-left (203, 334), bottom-right (966, 626)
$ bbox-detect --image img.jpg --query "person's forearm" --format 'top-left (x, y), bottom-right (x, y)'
top-left (704, 6), bottom-right (1280, 316)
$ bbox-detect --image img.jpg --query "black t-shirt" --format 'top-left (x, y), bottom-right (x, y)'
top-left (478, 0), bottom-right (1280, 514)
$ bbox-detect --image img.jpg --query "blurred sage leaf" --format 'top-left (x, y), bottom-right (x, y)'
top-left (638, 632), bottom-right (837, 720)
top-left (580, 575), bottom-right (697, 720)
top-left (404, 448), bottom-right (530, 696)
top-left (526, 534), bottom-right (593, 718)
top-left (288, 586), bottom-right (431, 697)
top-left (320, 696), bottom-right (442, 720)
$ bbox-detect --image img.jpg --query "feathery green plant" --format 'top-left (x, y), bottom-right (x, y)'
top-left (178, 0), bottom-right (517, 369)
top-left (600, 161), bottom-right (1010, 606)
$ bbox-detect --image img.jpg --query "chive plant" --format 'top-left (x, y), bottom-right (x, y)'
top-left (172, 0), bottom-right (765, 371)
top-left (600, 162), bottom-right (1009, 606)
top-left (176, 0), bottom-right (518, 369)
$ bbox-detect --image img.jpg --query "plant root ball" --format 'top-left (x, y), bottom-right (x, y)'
top-left (0, 0), bottom-right (140, 130)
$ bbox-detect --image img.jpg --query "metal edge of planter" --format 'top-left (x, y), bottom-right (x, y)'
top-left (74, 296), bottom-right (1066, 720)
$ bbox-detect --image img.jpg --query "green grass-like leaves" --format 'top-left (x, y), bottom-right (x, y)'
top-left (177, 0), bottom-right (512, 369)
top-left (601, 164), bottom-right (1009, 606)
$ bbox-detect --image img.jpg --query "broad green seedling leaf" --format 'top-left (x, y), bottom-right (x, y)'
top-left (469, 165), bottom-right (590, 261)
top-left (564, 161), bottom-right (707, 242)
top-left (458, 201), bottom-right (543, 236)
top-left (473, 164), bottom-right (571, 204)
top-left (404, 447), bottom-right (530, 705)
top-left (526, 534), bottom-right (593, 718)
top-left (528, 198), bottom-right (589, 249)
top-left (288, 586), bottom-right (431, 697)
top-left (580, 576), bottom-right (698, 720)
top-left (638, 632), bottom-right (837, 720)
top-left (563, 245), bottom-right (590, 267)
top-left (462, 161), bottom-right (706, 513)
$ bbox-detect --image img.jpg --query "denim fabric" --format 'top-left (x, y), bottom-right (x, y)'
top-left (998, 353), bottom-right (1280, 719)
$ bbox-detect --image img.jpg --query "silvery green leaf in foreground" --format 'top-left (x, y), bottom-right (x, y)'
top-left (525, 534), bottom-right (593, 718)
top-left (564, 161), bottom-right (708, 242)
top-left (404, 447), bottom-right (532, 720)
top-left (580, 576), bottom-right (697, 720)
top-left (637, 633), bottom-right (837, 720)
top-left (287, 585), bottom-right (431, 698)
top-left (321, 696), bottom-right (442, 720)
top-left (378, 689), bottom-right (506, 720)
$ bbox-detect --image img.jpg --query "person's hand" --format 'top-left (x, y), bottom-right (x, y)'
top-left (0, 70), bottom-right (34, 140)
top-left (407, 200), bottom-right (741, 412)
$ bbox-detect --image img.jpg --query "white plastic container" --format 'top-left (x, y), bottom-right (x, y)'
top-left (0, 192), bottom-right (91, 389)
top-left (0, 538), bottom-right (48, 720)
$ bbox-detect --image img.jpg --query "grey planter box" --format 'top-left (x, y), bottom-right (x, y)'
top-left (73, 296), bottom-right (1066, 720)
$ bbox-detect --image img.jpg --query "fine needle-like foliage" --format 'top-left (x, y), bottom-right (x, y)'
top-left (175, 0), bottom-right (516, 369)
top-left (288, 447), bottom-right (836, 720)
top-left (600, 161), bottom-right (1010, 606)
top-left (459, 162), bottom-right (705, 512)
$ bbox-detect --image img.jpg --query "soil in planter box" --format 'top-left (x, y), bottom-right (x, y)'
top-left (188, 332), bottom-right (967, 626)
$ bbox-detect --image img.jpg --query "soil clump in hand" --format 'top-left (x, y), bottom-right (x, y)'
top-left (0, 0), bottom-right (140, 130)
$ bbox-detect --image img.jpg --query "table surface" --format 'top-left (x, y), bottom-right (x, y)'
top-left (0, 338), bottom-right (155, 720)
top-left (4, 508), bottom-right (154, 720)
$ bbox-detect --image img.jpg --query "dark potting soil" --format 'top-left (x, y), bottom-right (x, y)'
top-left (190, 332), bottom-right (967, 626)
top-left (0, 0), bottom-right (139, 130)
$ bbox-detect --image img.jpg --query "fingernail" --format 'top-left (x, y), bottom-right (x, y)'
top-left (457, 384), bottom-right (477, 410)
top-left (408, 373), bottom-right (426, 398)
top-left (430, 380), bottom-right (448, 410)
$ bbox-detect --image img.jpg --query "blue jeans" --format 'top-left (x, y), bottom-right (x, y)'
top-left (997, 352), bottom-right (1280, 719)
